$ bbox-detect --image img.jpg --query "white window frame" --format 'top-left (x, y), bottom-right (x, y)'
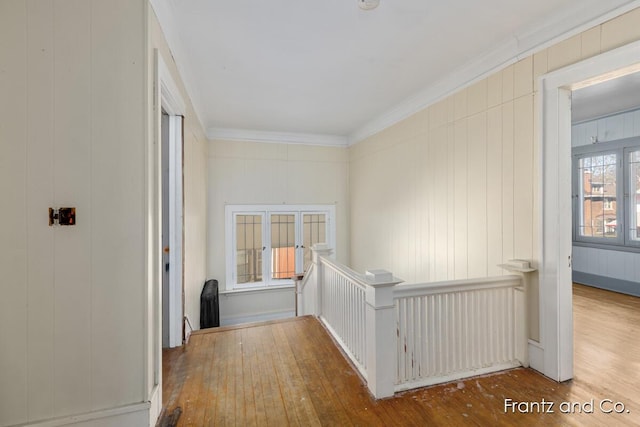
top-left (572, 136), bottom-right (640, 249)
top-left (225, 204), bottom-right (336, 290)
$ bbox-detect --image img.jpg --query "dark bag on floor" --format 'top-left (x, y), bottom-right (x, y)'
top-left (200, 279), bottom-right (220, 329)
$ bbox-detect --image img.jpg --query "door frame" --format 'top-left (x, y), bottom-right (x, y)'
top-left (157, 51), bottom-right (186, 349)
top-left (539, 39), bottom-right (640, 382)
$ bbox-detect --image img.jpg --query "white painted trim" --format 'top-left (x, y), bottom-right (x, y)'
top-left (528, 340), bottom-right (545, 373)
top-left (156, 52), bottom-right (186, 349)
top-left (224, 204), bottom-right (337, 291)
top-left (158, 55), bottom-right (186, 116)
top-left (143, 0), bottom-right (155, 411)
top-left (350, 0), bottom-right (640, 145)
top-left (394, 362), bottom-right (522, 393)
top-left (20, 403), bottom-right (151, 427)
top-left (168, 115), bottom-right (183, 348)
top-left (148, 384), bottom-right (162, 427)
top-left (150, 48), bottom-right (163, 396)
top-left (207, 127), bottom-right (348, 147)
top-left (220, 310), bottom-right (296, 327)
top-left (539, 38), bottom-right (640, 382)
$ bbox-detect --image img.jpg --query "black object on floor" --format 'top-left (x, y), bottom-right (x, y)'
top-left (200, 279), bottom-right (220, 328)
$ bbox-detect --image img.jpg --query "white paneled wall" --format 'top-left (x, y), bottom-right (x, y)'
top-left (349, 71), bottom-right (534, 288)
top-left (348, 6), bottom-right (640, 341)
top-left (572, 246), bottom-right (640, 282)
top-left (207, 140), bottom-right (349, 324)
top-left (0, 1), bottom-right (148, 425)
top-left (352, 52), bottom-right (528, 335)
top-left (572, 108), bottom-right (640, 147)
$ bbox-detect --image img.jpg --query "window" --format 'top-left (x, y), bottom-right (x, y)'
top-left (573, 137), bottom-right (640, 248)
top-left (225, 205), bottom-right (335, 289)
top-left (629, 149), bottom-right (640, 242)
top-left (235, 214), bottom-right (263, 284)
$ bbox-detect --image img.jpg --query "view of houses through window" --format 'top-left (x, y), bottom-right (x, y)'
top-left (573, 141), bottom-right (640, 246)
top-left (576, 153), bottom-right (618, 238)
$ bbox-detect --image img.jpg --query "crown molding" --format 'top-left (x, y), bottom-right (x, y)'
top-left (349, 0), bottom-right (640, 146)
top-left (207, 128), bottom-right (349, 147)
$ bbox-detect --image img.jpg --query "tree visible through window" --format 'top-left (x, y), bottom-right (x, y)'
top-left (576, 153), bottom-right (617, 238)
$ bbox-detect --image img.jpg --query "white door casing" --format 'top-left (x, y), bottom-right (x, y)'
top-left (158, 51), bottom-right (186, 349)
top-left (539, 39), bottom-right (640, 382)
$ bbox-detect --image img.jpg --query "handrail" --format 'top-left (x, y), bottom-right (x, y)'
top-left (319, 256), bottom-right (369, 289)
top-left (393, 275), bottom-right (521, 299)
top-left (301, 245), bottom-right (529, 398)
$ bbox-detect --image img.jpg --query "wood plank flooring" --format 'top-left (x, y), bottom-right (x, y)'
top-left (160, 284), bottom-right (640, 426)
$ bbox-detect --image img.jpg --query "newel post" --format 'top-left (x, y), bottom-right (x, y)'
top-left (311, 243), bottom-right (333, 317)
top-left (364, 269), bottom-right (402, 399)
top-left (498, 259), bottom-right (537, 369)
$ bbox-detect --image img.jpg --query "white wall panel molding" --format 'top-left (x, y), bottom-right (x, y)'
top-left (22, 402), bottom-right (150, 427)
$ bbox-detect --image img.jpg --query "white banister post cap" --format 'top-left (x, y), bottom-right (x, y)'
top-left (365, 269), bottom-right (394, 283)
top-left (497, 259), bottom-right (536, 273)
top-left (311, 243), bottom-right (331, 252)
top-left (507, 259), bottom-right (530, 269)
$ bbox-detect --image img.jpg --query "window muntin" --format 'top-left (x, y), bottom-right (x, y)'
top-left (226, 205), bottom-right (335, 289)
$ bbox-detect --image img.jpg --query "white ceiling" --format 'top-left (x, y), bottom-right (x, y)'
top-left (151, 0), bottom-right (638, 145)
top-left (572, 71), bottom-right (640, 123)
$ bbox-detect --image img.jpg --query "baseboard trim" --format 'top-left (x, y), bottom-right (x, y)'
top-left (394, 362), bottom-right (522, 393)
top-left (573, 271), bottom-right (640, 297)
top-left (148, 384), bottom-right (162, 427)
top-left (18, 402), bottom-right (151, 427)
top-left (220, 310), bottom-right (296, 327)
top-left (528, 340), bottom-right (544, 374)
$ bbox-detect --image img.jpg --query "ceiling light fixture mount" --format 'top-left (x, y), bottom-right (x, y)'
top-left (358, 0), bottom-right (380, 11)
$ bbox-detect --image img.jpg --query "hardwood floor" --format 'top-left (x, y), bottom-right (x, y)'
top-left (160, 284), bottom-right (640, 426)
